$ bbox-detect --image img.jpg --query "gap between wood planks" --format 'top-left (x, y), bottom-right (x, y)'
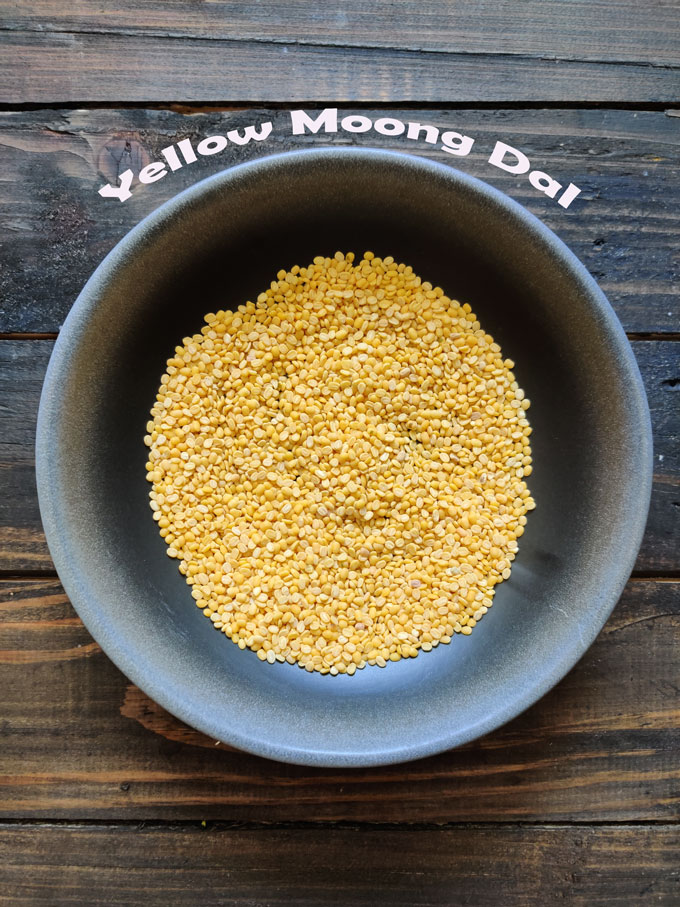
top-left (0, 818), bottom-right (678, 828)
top-left (1, 101), bottom-right (679, 113)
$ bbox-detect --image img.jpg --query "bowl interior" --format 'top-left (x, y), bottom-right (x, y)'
top-left (37, 149), bottom-right (651, 765)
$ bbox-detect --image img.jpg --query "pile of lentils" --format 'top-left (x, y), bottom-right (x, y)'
top-left (145, 252), bottom-right (534, 674)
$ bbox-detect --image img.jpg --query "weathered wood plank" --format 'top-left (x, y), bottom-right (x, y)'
top-left (2, 31), bottom-right (679, 105)
top-left (1, 340), bottom-right (677, 573)
top-left (0, 342), bottom-right (51, 572)
top-left (0, 108), bottom-right (678, 335)
top-left (1, 823), bottom-right (679, 906)
top-left (634, 342), bottom-right (680, 572)
top-left (0, 578), bottom-right (677, 821)
top-left (3, 0), bottom-right (679, 64)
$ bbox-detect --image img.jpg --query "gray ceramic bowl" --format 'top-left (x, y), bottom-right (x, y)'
top-left (36, 148), bottom-right (652, 767)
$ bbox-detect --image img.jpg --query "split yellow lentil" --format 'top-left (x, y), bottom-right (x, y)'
top-left (145, 251), bottom-right (535, 674)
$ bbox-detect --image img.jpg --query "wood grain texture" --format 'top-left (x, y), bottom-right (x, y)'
top-left (1, 823), bottom-right (679, 906)
top-left (2, 30), bottom-right (679, 104)
top-left (3, 0), bottom-right (679, 64)
top-left (0, 578), bottom-right (678, 821)
top-left (0, 108), bottom-right (678, 335)
top-left (1, 340), bottom-right (677, 574)
top-left (634, 342), bottom-right (680, 572)
top-left (0, 342), bottom-right (51, 572)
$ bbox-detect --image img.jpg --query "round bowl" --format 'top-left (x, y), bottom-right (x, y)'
top-left (36, 148), bottom-right (652, 767)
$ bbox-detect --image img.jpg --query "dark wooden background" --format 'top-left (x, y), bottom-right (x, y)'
top-left (1, 3), bottom-right (679, 904)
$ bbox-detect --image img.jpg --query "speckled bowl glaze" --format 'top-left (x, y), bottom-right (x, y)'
top-left (36, 148), bottom-right (652, 767)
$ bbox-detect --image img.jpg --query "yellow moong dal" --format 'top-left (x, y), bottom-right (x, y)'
top-left (145, 251), bottom-right (534, 674)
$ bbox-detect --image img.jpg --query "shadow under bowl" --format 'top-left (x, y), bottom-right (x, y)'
top-left (36, 148), bottom-right (652, 766)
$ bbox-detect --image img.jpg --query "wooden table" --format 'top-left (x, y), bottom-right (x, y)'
top-left (1, 4), bottom-right (679, 903)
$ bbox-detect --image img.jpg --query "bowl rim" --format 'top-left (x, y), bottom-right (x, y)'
top-left (35, 146), bottom-right (653, 766)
